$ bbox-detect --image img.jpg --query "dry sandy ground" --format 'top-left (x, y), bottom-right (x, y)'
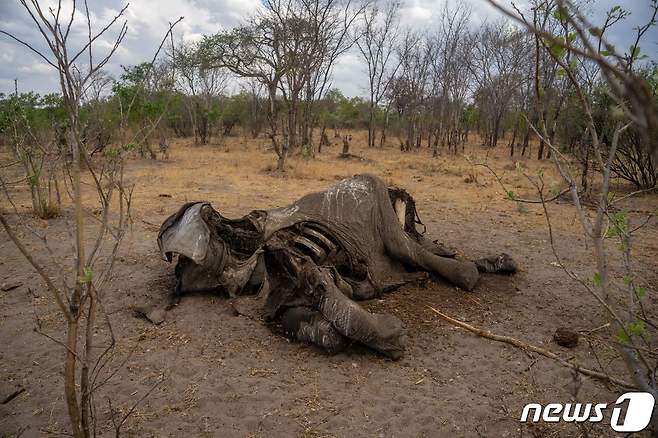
top-left (1, 131), bottom-right (657, 437)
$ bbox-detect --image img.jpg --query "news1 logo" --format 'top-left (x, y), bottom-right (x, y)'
top-left (520, 392), bottom-right (655, 432)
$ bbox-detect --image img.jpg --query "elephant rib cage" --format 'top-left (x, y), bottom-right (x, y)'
top-left (290, 223), bottom-right (339, 265)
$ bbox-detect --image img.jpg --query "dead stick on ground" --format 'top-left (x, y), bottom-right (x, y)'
top-left (427, 306), bottom-right (636, 390)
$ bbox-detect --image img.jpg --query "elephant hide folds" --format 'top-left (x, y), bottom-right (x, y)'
top-left (157, 174), bottom-right (514, 359)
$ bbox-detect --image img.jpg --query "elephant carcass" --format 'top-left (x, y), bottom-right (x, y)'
top-left (157, 174), bottom-right (517, 359)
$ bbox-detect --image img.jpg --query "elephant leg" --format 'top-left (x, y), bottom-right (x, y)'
top-left (265, 245), bottom-right (408, 359)
top-left (281, 307), bottom-right (348, 354)
top-left (381, 228), bottom-right (479, 291)
top-left (316, 284), bottom-right (407, 359)
top-left (299, 260), bottom-right (408, 359)
top-left (383, 180), bottom-right (478, 290)
top-left (388, 190), bottom-right (517, 279)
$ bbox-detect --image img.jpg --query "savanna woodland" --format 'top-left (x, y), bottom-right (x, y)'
top-left (1, 0), bottom-right (657, 436)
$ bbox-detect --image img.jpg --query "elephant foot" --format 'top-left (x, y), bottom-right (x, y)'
top-left (427, 256), bottom-right (479, 291)
top-left (361, 313), bottom-right (408, 360)
top-left (450, 260), bottom-right (480, 291)
top-left (474, 253), bottom-right (518, 274)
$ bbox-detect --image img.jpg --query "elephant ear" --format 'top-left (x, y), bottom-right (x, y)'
top-left (158, 202), bottom-right (211, 264)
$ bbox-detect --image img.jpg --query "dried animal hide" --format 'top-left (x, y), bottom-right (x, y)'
top-left (158, 174), bottom-right (516, 359)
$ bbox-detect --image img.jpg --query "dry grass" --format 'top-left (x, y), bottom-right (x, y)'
top-left (3, 128), bottom-right (654, 238)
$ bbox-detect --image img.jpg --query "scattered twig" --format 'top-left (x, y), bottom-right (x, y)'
top-left (2, 387), bottom-right (26, 404)
top-left (578, 322), bottom-right (610, 335)
top-left (427, 306), bottom-right (636, 389)
top-left (109, 372), bottom-right (166, 437)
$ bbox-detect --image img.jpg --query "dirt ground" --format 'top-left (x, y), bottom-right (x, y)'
top-left (1, 131), bottom-right (657, 437)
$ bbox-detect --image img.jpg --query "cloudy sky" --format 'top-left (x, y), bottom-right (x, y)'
top-left (0, 0), bottom-right (656, 98)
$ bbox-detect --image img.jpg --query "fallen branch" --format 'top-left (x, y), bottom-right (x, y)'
top-left (2, 387), bottom-right (25, 404)
top-left (428, 306), bottom-right (637, 390)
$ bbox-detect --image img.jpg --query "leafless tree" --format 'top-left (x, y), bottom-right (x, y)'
top-left (426, 2), bottom-right (472, 156)
top-left (468, 20), bottom-right (531, 148)
top-left (299, 0), bottom-right (366, 150)
top-left (0, 2), bottom-right (181, 436)
top-left (389, 30), bottom-right (431, 152)
top-left (356, 0), bottom-right (400, 148)
top-left (242, 78), bottom-right (267, 138)
top-left (174, 40), bottom-right (229, 144)
top-left (174, 41), bottom-right (203, 144)
top-left (205, 0), bottom-right (364, 170)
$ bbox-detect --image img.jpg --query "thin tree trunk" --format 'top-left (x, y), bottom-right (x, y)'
top-left (509, 123), bottom-right (518, 157)
top-left (367, 103), bottom-right (375, 148)
top-left (581, 143), bottom-right (590, 193)
top-left (68, 112), bottom-right (86, 437)
top-left (521, 127), bottom-right (530, 157)
top-left (318, 125), bottom-right (328, 154)
top-left (65, 319), bottom-right (83, 438)
top-left (277, 143), bottom-right (288, 171)
top-left (80, 289), bottom-right (95, 437)
top-left (288, 100), bottom-right (298, 151)
top-left (492, 114), bottom-right (502, 147)
top-left (379, 110), bottom-right (390, 148)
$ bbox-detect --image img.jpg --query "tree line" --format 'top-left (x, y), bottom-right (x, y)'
top-left (1, 0), bottom-right (657, 187)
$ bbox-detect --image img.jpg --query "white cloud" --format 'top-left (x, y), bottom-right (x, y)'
top-left (333, 52), bottom-right (367, 97)
top-left (0, 78), bottom-right (14, 93)
top-left (0, 0), bottom-right (656, 98)
top-left (19, 62), bottom-right (53, 74)
top-left (0, 43), bottom-right (15, 63)
top-left (399, 4), bottom-right (433, 25)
